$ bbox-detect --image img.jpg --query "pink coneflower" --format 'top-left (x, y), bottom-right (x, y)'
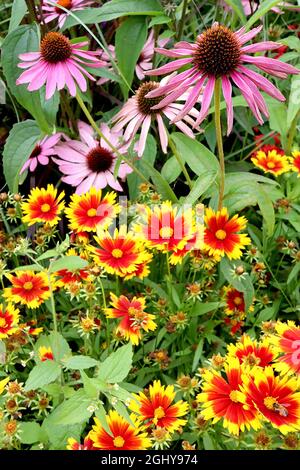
top-left (146, 23), bottom-right (299, 135)
top-left (53, 121), bottom-right (132, 194)
top-left (21, 133), bottom-right (62, 173)
top-left (41, 0), bottom-right (94, 29)
top-left (17, 32), bottom-right (105, 99)
top-left (112, 75), bottom-right (200, 157)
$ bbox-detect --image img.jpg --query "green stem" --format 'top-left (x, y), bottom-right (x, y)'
top-left (166, 252), bottom-right (171, 277)
top-left (75, 94), bottom-right (154, 188)
top-left (168, 137), bottom-right (193, 189)
top-left (214, 78), bottom-right (225, 211)
top-left (285, 110), bottom-right (300, 155)
top-left (0, 207), bottom-right (11, 235)
top-left (47, 272), bottom-right (58, 333)
top-left (177, 0), bottom-right (189, 41)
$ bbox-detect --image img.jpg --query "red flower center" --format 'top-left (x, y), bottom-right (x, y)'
top-left (136, 81), bottom-right (165, 115)
top-left (55, 0), bottom-right (73, 13)
top-left (40, 32), bottom-right (72, 63)
top-left (86, 146), bottom-right (114, 173)
top-left (193, 25), bottom-right (241, 76)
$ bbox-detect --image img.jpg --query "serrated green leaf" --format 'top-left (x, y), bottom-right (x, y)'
top-left (95, 403), bottom-right (113, 436)
top-left (63, 356), bottom-right (99, 370)
top-left (255, 184), bottom-right (275, 237)
top-left (47, 389), bottom-right (94, 426)
top-left (97, 343), bottom-right (133, 383)
top-left (49, 256), bottom-right (88, 273)
top-left (24, 361), bottom-right (61, 391)
top-left (19, 422), bottom-right (46, 445)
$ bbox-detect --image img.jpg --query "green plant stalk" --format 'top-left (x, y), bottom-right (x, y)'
top-left (47, 272), bottom-right (58, 333)
top-left (168, 137), bottom-right (193, 189)
top-left (177, 0), bottom-right (189, 41)
top-left (214, 78), bottom-right (225, 211)
top-left (75, 94), bottom-right (155, 188)
top-left (286, 110), bottom-right (300, 155)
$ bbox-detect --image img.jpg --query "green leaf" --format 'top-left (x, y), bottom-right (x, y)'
top-left (63, 0), bottom-right (163, 28)
top-left (287, 75), bottom-right (300, 129)
top-left (97, 343), bottom-right (133, 383)
top-left (112, 400), bottom-right (134, 426)
top-left (220, 258), bottom-right (254, 312)
top-left (49, 256), bottom-right (88, 273)
top-left (140, 159), bottom-right (178, 202)
top-left (63, 356), bottom-right (99, 370)
top-left (202, 431), bottom-right (215, 450)
top-left (246, 1), bottom-right (283, 29)
top-left (256, 306), bottom-right (276, 322)
top-left (9, 0), bottom-right (27, 33)
top-left (255, 184), bottom-right (275, 237)
top-left (14, 263), bottom-right (44, 272)
top-left (184, 172), bottom-right (218, 205)
top-left (115, 16), bottom-right (147, 97)
top-left (161, 156), bottom-right (182, 184)
top-left (3, 120), bottom-right (40, 192)
top-left (19, 422), bottom-right (46, 445)
top-left (127, 134), bottom-right (156, 199)
top-left (48, 389), bottom-right (95, 425)
top-left (81, 370), bottom-right (99, 399)
top-left (149, 15), bottom-right (171, 27)
top-left (42, 419), bottom-right (84, 449)
top-left (95, 404), bottom-right (113, 436)
top-left (223, 0), bottom-right (246, 22)
top-left (192, 338), bottom-right (203, 371)
top-left (287, 263), bottom-right (300, 285)
top-left (2, 25), bottom-right (59, 132)
top-left (191, 302), bottom-right (221, 317)
top-left (24, 361), bottom-right (61, 391)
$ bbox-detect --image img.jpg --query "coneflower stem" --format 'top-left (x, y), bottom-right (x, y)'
top-left (177, 0), bottom-right (189, 41)
top-left (75, 93), bottom-right (155, 189)
top-left (168, 137), bottom-right (193, 189)
top-left (214, 78), bottom-right (225, 211)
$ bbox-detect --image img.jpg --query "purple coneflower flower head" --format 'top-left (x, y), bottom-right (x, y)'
top-left (146, 23), bottom-right (299, 135)
top-left (112, 75), bottom-right (201, 157)
top-left (21, 133), bottom-right (62, 173)
top-left (53, 121), bottom-right (132, 194)
top-left (41, 0), bottom-right (94, 29)
top-left (17, 32), bottom-right (105, 99)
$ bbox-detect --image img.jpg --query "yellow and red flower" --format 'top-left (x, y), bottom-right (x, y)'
top-left (136, 202), bottom-right (196, 253)
top-left (65, 188), bottom-right (120, 232)
top-left (204, 207), bottom-right (250, 260)
top-left (4, 271), bottom-right (52, 309)
top-left (242, 366), bottom-right (300, 434)
top-left (289, 150), bottom-right (300, 177)
top-left (227, 334), bottom-right (275, 367)
top-left (123, 252), bottom-right (153, 280)
top-left (251, 149), bottom-right (290, 176)
top-left (169, 229), bottom-right (204, 265)
top-left (268, 321), bottom-right (300, 376)
top-left (130, 380), bottom-right (189, 433)
top-left (91, 226), bottom-right (148, 277)
top-left (38, 346), bottom-right (54, 362)
top-left (197, 358), bottom-right (261, 435)
top-left (105, 293), bottom-right (157, 345)
top-left (55, 249), bottom-right (90, 286)
top-left (66, 437), bottom-right (96, 450)
top-left (89, 410), bottom-right (151, 450)
top-left (0, 304), bottom-right (19, 339)
top-left (224, 287), bottom-right (246, 315)
top-left (21, 184), bottom-right (65, 226)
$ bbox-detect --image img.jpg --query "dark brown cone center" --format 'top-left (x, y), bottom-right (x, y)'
top-left (136, 82), bottom-right (165, 115)
top-left (86, 146), bottom-right (114, 173)
top-left (40, 32), bottom-right (72, 63)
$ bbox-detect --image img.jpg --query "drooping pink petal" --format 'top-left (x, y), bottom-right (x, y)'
top-left (172, 75), bottom-right (206, 122)
top-left (146, 57), bottom-right (194, 76)
top-left (237, 65), bottom-right (285, 101)
top-left (156, 114), bottom-right (168, 154)
top-left (241, 41), bottom-right (281, 53)
top-left (221, 76), bottom-right (233, 135)
top-left (194, 76), bottom-right (215, 126)
top-left (137, 115), bottom-right (151, 157)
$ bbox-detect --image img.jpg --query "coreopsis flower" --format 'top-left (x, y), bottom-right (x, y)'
top-left (0, 377), bottom-right (10, 395)
top-left (224, 287), bottom-right (247, 315)
top-left (122, 251), bottom-right (153, 280)
top-left (135, 201), bottom-right (196, 253)
top-left (0, 304), bottom-right (20, 339)
top-left (21, 134), bottom-right (62, 173)
top-left (4, 271), bottom-right (51, 309)
top-left (268, 321), bottom-right (300, 376)
top-left (53, 121), bottom-right (132, 194)
top-left (227, 334), bottom-right (275, 367)
top-left (112, 76), bottom-right (200, 157)
top-left (38, 346), bottom-right (54, 362)
top-left (251, 149), bottom-right (290, 176)
top-left (89, 411), bottom-right (152, 450)
top-left (197, 358), bottom-right (261, 435)
top-left (17, 32), bottom-right (104, 99)
top-left (146, 23), bottom-right (299, 134)
top-left (66, 436), bottom-right (96, 450)
top-left (65, 187), bottom-right (120, 232)
top-left (105, 293), bottom-right (157, 345)
top-left (289, 150), bottom-right (300, 177)
top-left (130, 380), bottom-right (189, 433)
top-left (21, 185), bottom-right (65, 226)
top-left (41, 0), bottom-right (94, 29)
top-left (242, 367), bottom-right (300, 434)
top-left (204, 207), bottom-right (251, 259)
top-left (91, 226), bottom-right (148, 277)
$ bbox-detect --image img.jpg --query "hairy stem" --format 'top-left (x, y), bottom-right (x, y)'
top-left (214, 78), bottom-right (225, 211)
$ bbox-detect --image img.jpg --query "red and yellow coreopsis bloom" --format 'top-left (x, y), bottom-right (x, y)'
top-left (105, 293), bottom-right (157, 345)
top-left (0, 304), bottom-right (20, 339)
top-left (91, 226), bottom-right (148, 277)
top-left (197, 358), bottom-right (261, 435)
top-left (55, 248), bottom-right (90, 286)
top-left (268, 321), bottom-right (300, 376)
top-left (66, 437), bottom-right (96, 451)
top-left (204, 207), bottom-right (251, 259)
top-left (4, 271), bottom-right (51, 309)
top-left (123, 251), bottom-right (153, 280)
top-left (136, 202), bottom-right (196, 253)
top-left (21, 184), bottom-right (65, 226)
top-left (89, 410), bottom-right (151, 450)
top-left (65, 188), bottom-right (120, 232)
top-left (242, 366), bottom-right (300, 434)
top-left (289, 150), bottom-right (300, 177)
top-left (130, 380), bottom-right (189, 433)
top-left (224, 286), bottom-right (246, 315)
top-left (227, 334), bottom-right (275, 367)
top-left (38, 346), bottom-right (54, 362)
top-left (251, 149), bottom-right (290, 176)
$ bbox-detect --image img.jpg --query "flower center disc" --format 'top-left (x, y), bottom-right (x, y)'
top-left (136, 82), bottom-right (164, 115)
top-left (215, 229), bottom-right (227, 240)
top-left (113, 436), bottom-right (125, 448)
top-left (86, 146), bottom-right (114, 173)
top-left (112, 248), bottom-right (123, 259)
top-left (193, 25), bottom-right (241, 76)
top-left (267, 161), bottom-right (276, 169)
top-left (40, 32), bottom-right (72, 63)
top-left (41, 203), bottom-right (51, 213)
top-left (159, 226), bottom-right (174, 238)
top-left (55, 0), bottom-right (73, 13)
top-left (23, 281), bottom-right (33, 291)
